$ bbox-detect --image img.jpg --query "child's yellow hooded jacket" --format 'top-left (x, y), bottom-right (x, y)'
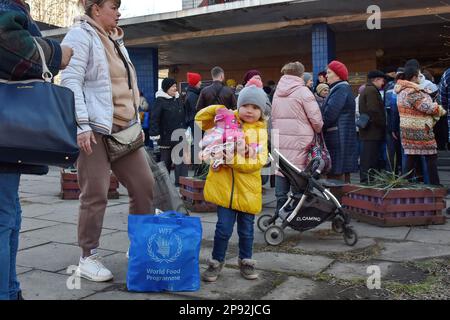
top-left (195, 105), bottom-right (268, 214)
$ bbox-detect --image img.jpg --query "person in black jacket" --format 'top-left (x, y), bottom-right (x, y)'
top-left (196, 66), bottom-right (237, 111)
top-left (358, 70), bottom-right (387, 183)
top-left (149, 78), bottom-right (188, 186)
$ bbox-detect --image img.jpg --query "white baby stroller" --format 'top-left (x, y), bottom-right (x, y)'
top-left (257, 149), bottom-right (358, 246)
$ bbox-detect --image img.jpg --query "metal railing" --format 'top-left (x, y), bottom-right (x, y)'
top-left (182, 0), bottom-right (241, 10)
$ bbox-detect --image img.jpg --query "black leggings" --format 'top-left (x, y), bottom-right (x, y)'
top-left (160, 147), bottom-right (188, 187)
top-left (405, 154), bottom-right (440, 186)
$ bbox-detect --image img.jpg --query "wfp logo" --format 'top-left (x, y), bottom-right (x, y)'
top-left (147, 228), bottom-right (182, 263)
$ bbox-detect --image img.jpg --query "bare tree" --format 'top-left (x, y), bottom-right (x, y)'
top-left (28, 0), bottom-right (81, 27)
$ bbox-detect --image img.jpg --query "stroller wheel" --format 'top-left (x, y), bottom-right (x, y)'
top-left (257, 214), bottom-right (274, 232)
top-left (264, 225), bottom-right (285, 246)
top-left (332, 216), bottom-right (345, 234)
top-left (343, 227), bottom-right (358, 246)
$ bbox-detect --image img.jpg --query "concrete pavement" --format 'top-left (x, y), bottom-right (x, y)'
top-left (15, 167), bottom-right (450, 300)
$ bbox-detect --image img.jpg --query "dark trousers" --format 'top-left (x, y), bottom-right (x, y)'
top-left (386, 133), bottom-right (402, 173)
top-left (434, 117), bottom-right (449, 150)
top-left (360, 140), bottom-right (384, 184)
top-left (405, 154), bottom-right (440, 186)
top-left (160, 147), bottom-right (188, 187)
top-left (275, 176), bottom-right (302, 214)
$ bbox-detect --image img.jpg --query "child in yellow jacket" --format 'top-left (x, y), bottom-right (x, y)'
top-left (195, 84), bottom-right (269, 282)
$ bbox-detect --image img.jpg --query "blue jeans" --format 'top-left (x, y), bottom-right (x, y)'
top-left (0, 173), bottom-right (22, 300)
top-left (275, 176), bottom-right (302, 214)
top-left (212, 206), bottom-right (255, 262)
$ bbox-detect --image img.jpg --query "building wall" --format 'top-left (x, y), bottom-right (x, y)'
top-left (169, 49), bottom-right (375, 93)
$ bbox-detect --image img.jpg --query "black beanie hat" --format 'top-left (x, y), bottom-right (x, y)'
top-left (367, 70), bottom-right (386, 80)
top-left (162, 78), bottom-right (177, 93)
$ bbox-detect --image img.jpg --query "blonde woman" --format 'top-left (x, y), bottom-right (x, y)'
top-left (61, 0), bottom-right (154, 282)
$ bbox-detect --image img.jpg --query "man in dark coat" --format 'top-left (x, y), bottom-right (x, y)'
top-left (322, 60), bottom-right (358, 183)
top-left (196, 66), bottom-right (237, 111)
top-left (0, 0), bottom-right (71, 300)
top-left (358, 70), bottom-right (387, 183)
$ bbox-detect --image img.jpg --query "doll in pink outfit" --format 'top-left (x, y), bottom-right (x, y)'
top-left (199, 108), bottom-right (245, 170)
top-left (199, 110), bottom-right (262, 171)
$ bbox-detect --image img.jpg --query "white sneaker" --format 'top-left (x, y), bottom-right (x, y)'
top-left (126, 249), bottom-right (129, 259)
top-left (76, 254), bottom-right (113, 282)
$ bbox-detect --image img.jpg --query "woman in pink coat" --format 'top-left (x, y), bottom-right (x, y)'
top-left (272, 62), bottom-right (324, 213)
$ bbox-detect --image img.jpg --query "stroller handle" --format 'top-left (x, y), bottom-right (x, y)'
top-left (270, 150), bottom-right (322, 180)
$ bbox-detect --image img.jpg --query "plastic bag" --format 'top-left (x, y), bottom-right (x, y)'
top-left (127, 211), bottom-right (202, 292)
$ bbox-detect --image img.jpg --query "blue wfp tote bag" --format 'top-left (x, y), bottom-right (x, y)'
top-left (127, 211), bottom-right (202, 292)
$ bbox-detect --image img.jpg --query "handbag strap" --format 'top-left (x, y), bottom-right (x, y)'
top-left (32, 39), bottom-right (53, 83)
top-left (109, 37), bottom-right (132, 90)
top-left (109, 37), bottom-right (140, 123)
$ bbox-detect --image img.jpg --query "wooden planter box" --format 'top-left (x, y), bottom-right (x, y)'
top-left (60, 170), bottom-right (120, 200)
top-left (179, 176), bottom-right (217, 213)
top-left (342, 184), bottom-right (447, 227)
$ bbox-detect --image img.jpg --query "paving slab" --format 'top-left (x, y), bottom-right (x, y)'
top-left (16, 266), bottom-right (33, 275)
top-left (325, 261), bottom-right (395, 281)
top-left (406, 228), bottom-right (450, 245)
top-left (19, 195), bottom-right (65, 205)
top-left (20, 218), bottom-right (60, 233)
top-left (98, 231), bottom-right (130, 253)
top-left (245, 252), bottom-right (334, 276)
top-left (18, 270), bottom-right (113, 300)
top-left (104, 203), bottom-right (130, 215)
top-left (426, 221), bottom-right (450, 231)
top-left (17, 243), bottom-right (114, 272)
top-left (376, 241), bottom-right (450, 262)
top-left (351, 221), bottom-right (411, 240)
top-left (37, 211), bottom-right (79, 225)
top-left (21, 223), bottom-right (116, 245)
top-left (101, 212), bottom-right (129, 232)
top-left (19, 181), bottom-right (60, 195)
top-left (18, 234), bottom-right (51, 251)
top-left (83, 290), bottom-right (186, 300)
top-left (19, 203), bottom-right (58, 218)
top-left (261, 276), bottom-right (318, 300)
top-left (295, 238), bottom-right (376, 253)
top-left (178, 266), bottom-right (274, 300)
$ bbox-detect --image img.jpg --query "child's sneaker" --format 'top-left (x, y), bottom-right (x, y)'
top-left (238, 258), bottom-right (258, 280)
top-left (76, 253), bottom-right (113, 282)
top-left (201, 259), bottom-right (224, 282)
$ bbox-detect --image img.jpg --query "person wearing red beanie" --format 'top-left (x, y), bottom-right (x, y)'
top-left (187, 72), bottom-right (202, 87)
top-left (321, 60), bottom-right (358, 183)
top-left (327, 60), bottom-right (349, 82)
top-left (185, 72), bottom-right (203, 163)
top-left (242, 69), bottom-right (262, 86)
